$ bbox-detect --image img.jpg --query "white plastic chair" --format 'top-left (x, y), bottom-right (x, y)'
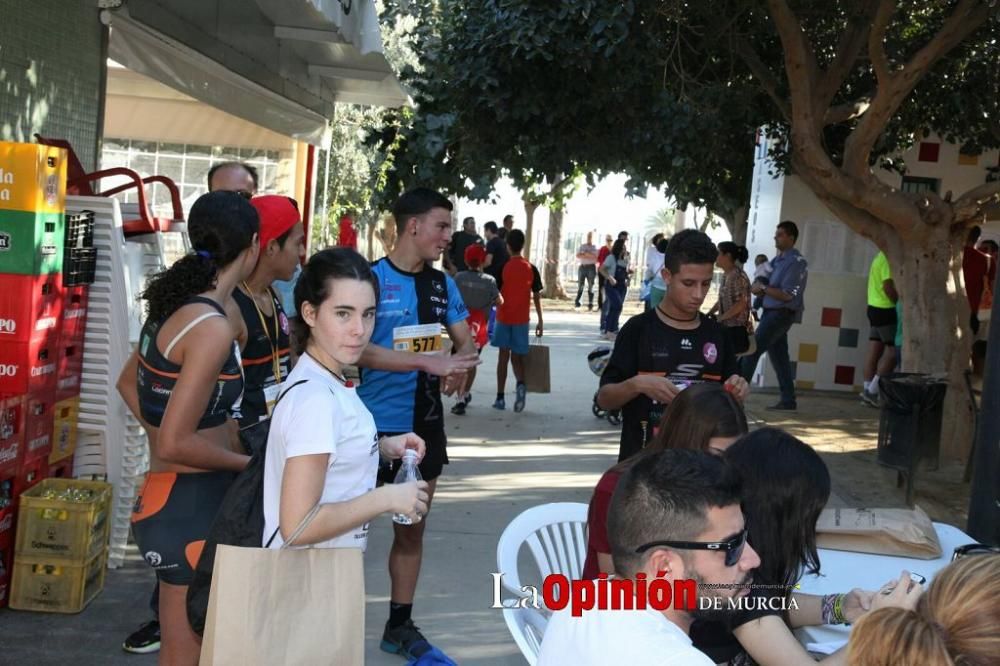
top-left (501, 605), bottom-right (549, 666)
top-left (496, 502), bottom-right (589, 600)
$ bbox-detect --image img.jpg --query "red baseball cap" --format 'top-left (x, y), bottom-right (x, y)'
top-left (250, 195), bottom-right (300, 249)
top-left (465, 243), bottom-right (487, 269)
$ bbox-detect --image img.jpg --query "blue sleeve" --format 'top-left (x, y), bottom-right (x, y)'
top-left (779, 257), bottom-right (808, 299)
top-left (445, 275), bottom-right (468, 325)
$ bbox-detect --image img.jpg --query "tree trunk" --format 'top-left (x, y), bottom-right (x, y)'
top-left (716, 206), bottom-right (750, 245)
top-left (523, 194), bottom-right (539, 261)
top-left (730, 206), bottom-right (749, 245)
top-left (889, 226), bottom-right (974, 462)
top-left (365, 219), bottom-right (376, 261)
top-left (543, 206), bottom-right (568, 299)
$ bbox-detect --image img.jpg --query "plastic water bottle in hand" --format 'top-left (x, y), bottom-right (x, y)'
top-left (392, 450), bottom-right (423, 525)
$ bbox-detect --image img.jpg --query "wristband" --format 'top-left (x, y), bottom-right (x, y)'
top-left (832, 593), bottom-right (848, 624)
top-left (820, 594), bottom-right (838, 624)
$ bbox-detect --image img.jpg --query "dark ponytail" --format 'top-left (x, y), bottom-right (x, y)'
top-left (717, 241), bottom-right (749, 265)
top-left (142, 191), bottom-right (259, 322)
top-left (292, 248), bottom-right (379, 354)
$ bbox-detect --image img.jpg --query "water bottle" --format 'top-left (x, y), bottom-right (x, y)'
top-left (392, 450), bottom-right (423, 525)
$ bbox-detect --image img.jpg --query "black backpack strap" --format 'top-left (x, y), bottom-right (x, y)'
top-left (263, 379), bottom-right (308, 548)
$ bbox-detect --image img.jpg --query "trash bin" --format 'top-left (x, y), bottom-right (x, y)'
top-left (876, 373), bottom-right (948, 504)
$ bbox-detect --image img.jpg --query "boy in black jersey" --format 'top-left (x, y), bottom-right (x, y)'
top-left (597, 230), bottom-right (750, 462)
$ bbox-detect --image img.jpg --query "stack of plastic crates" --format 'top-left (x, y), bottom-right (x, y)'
top-left (8, 478), bottom-right (111, 613)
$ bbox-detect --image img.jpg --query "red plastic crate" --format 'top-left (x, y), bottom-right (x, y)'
top-left (0, 396), bottom-right (24, 476)
top-left (21, 391), bottom-right (54, 465)
top-left (54, 331), bottom-right (83, 402)
top-left (0, 470), bottom-right (15, 550)
top-left (48, 457), bottom-right (73, 479)
top-left (14, 457), bottom-right (48, 499)
top-left (0, 545), bottom-right (11, 609)
top-left (61, 285), bottom-right (88, 339)
top-left (0, 273), bottom-right (64, 344)
top-left (0, 332), bottom-right (59, 394)
top-left (0, 499), bottom-right (14, 550)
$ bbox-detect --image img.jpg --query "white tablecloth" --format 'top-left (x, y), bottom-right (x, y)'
top-left (794, 522), bottom-right (974, 650)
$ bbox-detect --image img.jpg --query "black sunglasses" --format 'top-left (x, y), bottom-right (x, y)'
top-left (635, 526), bottom-right (749, 567)
top-left (952, 543), bottom-right (1000, 561)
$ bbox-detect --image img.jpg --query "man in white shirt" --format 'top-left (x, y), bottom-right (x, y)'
top-left (575, 232), bottom-right (600, 310)
top-left (538, 450), bottom-right (760, 666)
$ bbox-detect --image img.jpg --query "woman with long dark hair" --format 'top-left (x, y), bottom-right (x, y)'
top-left (712, 241), bottom-right (753, 354)
top-left (706, 429), bottom-right (913, 665)
top-left (599, 238), bottom-right (630, 339)
top-left (117, 190), bottom-right (260, 664)
top-left (582, 382), bottom-right (748, 578)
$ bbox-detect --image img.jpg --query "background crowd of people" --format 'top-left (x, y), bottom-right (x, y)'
top-left (116, 170), bottom-right (996, 664)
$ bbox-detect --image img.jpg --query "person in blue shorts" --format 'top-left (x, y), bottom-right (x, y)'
top-left (356, 187), bottom-right (480, 660)
top-left (491, 229), bottom-right (544, 412)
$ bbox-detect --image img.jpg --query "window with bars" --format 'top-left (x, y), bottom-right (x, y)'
top-left (100, 139), bottom-right (288, 217)
top-left (900, 176), bottom-right (941, 194)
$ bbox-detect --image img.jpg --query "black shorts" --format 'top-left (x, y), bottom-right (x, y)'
top-left (377, 426), bottom-right (448, 483)
top-left (867, 306), bottom-right (898, 345)
top-left (131, 471), bottom-right (235, 585)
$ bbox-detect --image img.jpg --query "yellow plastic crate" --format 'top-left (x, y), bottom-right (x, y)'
top-left (9, 548), bottom-right (106, 613)
top-left (0, 142), bottom-right (67, 214)
top-left (14, 478), bottom-right (111, 561)
top-left (48, 397), bottom-right (80, 464)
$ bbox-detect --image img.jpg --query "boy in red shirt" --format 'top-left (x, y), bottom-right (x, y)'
top-left (492, 229), bottom-right (544, 412)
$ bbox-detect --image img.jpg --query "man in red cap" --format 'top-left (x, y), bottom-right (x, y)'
top-left (450, 244), bottom-right (502, 414)
top-left (231, 195), bottom-right (306, 427)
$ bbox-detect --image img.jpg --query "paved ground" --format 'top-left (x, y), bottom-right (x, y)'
top-left (0, 304), bottom-right (973, 664)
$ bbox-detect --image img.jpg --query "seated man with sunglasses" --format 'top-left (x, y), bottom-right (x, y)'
top-left (538, 450), bottom-right (760, 666)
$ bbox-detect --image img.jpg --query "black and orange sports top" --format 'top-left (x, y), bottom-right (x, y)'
top-left (233, 286), bottom-right (291, 427)
top-left (136, 296), bottom-right (244, 429)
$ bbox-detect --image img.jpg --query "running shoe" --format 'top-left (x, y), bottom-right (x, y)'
top-left (450, 401), bottom-right (466, 415)
top-left (860, 389), bottom-right (880, 408)
top-left (122, 620), bottom-right (160, 654)
top-left (492, 397), bottom-right (506, 410)
top-left (514, 383), bottom-right (527, 412)
top-left (381, 619), bottom-right (433, 660)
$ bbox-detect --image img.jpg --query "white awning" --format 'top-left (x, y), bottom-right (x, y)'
top-left (103, 0), bottom-right (409, 146)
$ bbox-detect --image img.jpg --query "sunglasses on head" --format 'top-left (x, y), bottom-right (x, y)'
top-left (952, 543), bottom-right (1000, 561)
top-left (635, 525), bottom-right (749, 567)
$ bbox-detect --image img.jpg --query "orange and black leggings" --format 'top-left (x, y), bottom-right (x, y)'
top-left (131, 471), bottom-right (234, 585)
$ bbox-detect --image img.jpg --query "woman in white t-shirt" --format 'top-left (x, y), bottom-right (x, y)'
top-left (263, 248), bottom-right (429, 550)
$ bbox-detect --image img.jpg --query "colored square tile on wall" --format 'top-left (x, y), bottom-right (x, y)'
top-left (821, 308), bottom-right (842, 328)
top-left (958, 152), bottom-right (979, 166)
top-left (834, 365), bottom-right (856, 385)
top-left (798, 343), bottom-right (819, 364)
top-left (839, 328), bottom-right (860, 348)
top-left (796, 380), bottom-right (815, 391)
top-left (918, 142), bottom-right (940, 162)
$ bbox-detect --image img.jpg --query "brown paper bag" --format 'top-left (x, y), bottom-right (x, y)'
top-left (815, 507), bottom-right (942, 559)
top-left (200, 544), bottom-right (365, 665)
top-left (524, 343), bottom-right (551, 393)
